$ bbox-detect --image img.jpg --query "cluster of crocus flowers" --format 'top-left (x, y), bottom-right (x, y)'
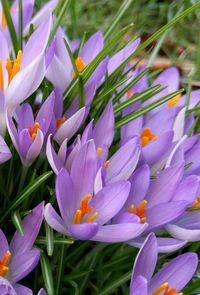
top-left (0, 0), bottom-right (200, 293)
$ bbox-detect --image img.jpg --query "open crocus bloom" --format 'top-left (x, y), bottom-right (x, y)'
top-left (0, 203), bottom-right (44, 294)
top-left (129, 233), bottom-right (198, 295)
top-left (6, 91), bottom-right (55, 166)
top-left (45, 140), bottom-right (147, 242)
top-left (0, 13), bottom-right (52, 135)
top-left (46, 29), bottom-right (108, 92)
top-left (116, 162), bottom-right (199, 252)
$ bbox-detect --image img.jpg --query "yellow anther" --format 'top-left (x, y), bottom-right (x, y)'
top-left (0, 250), bottom-right (11, 277)
top-left (140, 128), bottom-right (157, 148)
top-left (28, 122), bottom-right (40, 141)
top-left (192, 196), bottom-right (200, 207)
top-left (56, 117), bottom-right (66, 128)
top-left (127, 90), bottom-right (134, 98)
top-left (167, 94), bottom-right (181, 108)
top-left (72, 57), bottom-right (86, 78)
top-left (6, 50), bottom-right (22, 84)
top-left (128, 200), bottom-right (148, 223)
top-left (104, 160), bottom-right (110, 169)
top-left (96, 147), bottom-right (103, 156)
top-left (85, 212), bottom-right (99, 223)
top-left (73, 194), bottom-right (98, 224)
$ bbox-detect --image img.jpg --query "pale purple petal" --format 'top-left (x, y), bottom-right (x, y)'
top-left (0, 135), bottom-right (12, 163)
top-left (130, 275), bottom-right (147, 295)
top-left (172, 175), bottom-right (199, 204)
top-left (17, 104), bottom-right (34, 132)
top-left (25, 129), bottom-right (44, 166)
top-left (80, 31), bottom-right (104, 64)
top-left (69, 223), bottom-right (99, 240)
top-left (44, 203), bottom-right (68, 235)
top-left (0, 277), bottom-right (16, 295)
top-left (14, 284), bottom-right (32, 295)
top-left (0, 229), bottom-right (9, 260)
top-left (46, 134), bottom-right (64, 174)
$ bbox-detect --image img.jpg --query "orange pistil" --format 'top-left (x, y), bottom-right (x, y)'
top-left (152, 282), bottom-right (183, 295)
top-left (28, 122), bottom-right (40, 140)
top-left (104, 160), bottom-right (110, 169)
top-left (127, 90), bottom-right (134, 98)
top-left (6, 50), bottom-right (22, 84)
top-left (167, 94), bottom-right (181, 108)
top-left (140, 128), bottom-right (157, 148)
top-left (128, 200), bottom-right (148, 223)
top-left (0, 250), bottom-right (11, 277)
top-left (72, 57), bottom-right (86, 78)
top-left (56, 117), bottom-right (66, 129)
top-left (96, 147), bottom-right (103, 156)
top-left (192, 196), bottom-right (200, 207)
top-left (73, 194), bottom-right (98, 224)
top-left (0, 59), bottom-right (4, 92)
top-left (1, 10), bottom-right (7, 29)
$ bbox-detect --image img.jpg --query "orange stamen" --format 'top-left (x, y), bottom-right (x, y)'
top-left (1, 10), bottom-right (7, 29)
top-left (28, 122), bottom-right (40, 140)
top-left (127, 90), bottom-right (134, 98)
top-left (152, 282), bottom-right (182, 295)
top-left (192, 196), bottom-right (200, 207)
top-left (128, 200), bottom-right (148, 223)
top-left (0, 250), bottom-right (11, 277)
top-left (56, 117), bottom-right (66, 128)
top-left (73, 194), bottom-right (98, 224)
top-left (0, 59), bottom-right (4, 93)
top-left (104, 160), bottom-right (110, 169)
top-left (72, 57), bottom-right (86, 78)
top-left (6, 50), bottom-right (22, 84)
top-left (96, 147), bottom-right (103, 156)
top-left (140, 128), bottom-right (157, 147)
top-left (167, 94), bottom-right (181, 108)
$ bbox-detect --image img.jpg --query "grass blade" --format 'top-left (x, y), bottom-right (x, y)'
top-left (11, 210), bottom-right (24, 236)
top-left (18, 0), bottom-right (23, 50)
top-left (41, 253), bottom-right (55, 295)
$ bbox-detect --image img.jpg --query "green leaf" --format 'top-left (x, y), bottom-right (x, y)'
top-left (49, 0), bottom-right (72, 45)
top-left (114, 84), bottom-right (163, 113)
top-left (0, 171), bottom-right (53, 223)
top-left (115, 89), bottom-right (184, 128)
top-left (36, 236), bottom-right (74, 245)
top-left (11, 210), bottom-right (24, 236)
top-left (45, 222), bottom-right (54, 256)
top-left (104, 0), bottom-right (134, 40)
top-left (41, 253), bottom-right (55, 295)
top-left (56, 244), bottom-right (66, 295)
top-left (1, 0), bottom-right (19, 55)
top-left (18, 0), bottom-right (23, 50)
top-left (98, 270), bottom-right (132, 295)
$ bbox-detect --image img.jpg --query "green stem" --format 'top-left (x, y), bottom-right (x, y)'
top-left (56, 243), bottom-right (66, 295)
top-left (18, 166), bottom-right (28, 193)
top-left (18, 0), bottom-right (23, 50)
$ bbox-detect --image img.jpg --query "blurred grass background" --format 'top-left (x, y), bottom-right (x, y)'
top-left (36, 0), bottom-right (200, 79)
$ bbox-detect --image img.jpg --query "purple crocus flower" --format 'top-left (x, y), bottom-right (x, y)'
top-left (45, 140), bottom-right (146, 242)
top-left (129, 233), bottom-right (198, 295)
top-left (0, 135), bottom-right (12, 164)
top-left (116, 162), bottom-right (199, 252)
top-left (6, 91), bottom-right (55, 166)
top-left (0, 13), bottom-right (52, 135)
top-left (0, 203), bottom-right (44, 294)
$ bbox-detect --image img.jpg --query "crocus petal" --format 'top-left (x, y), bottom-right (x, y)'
top-left (37, 289), bottom-right (47, 295)
top-left (94, 168), bottom-right (103, 194)
top-left (6, 113), bottom-right (19, 152)
top-left (80, 31), bottom-right (104, 64)
top-left (173, 107), bottom-right (185, 141)
top-left (71, 140), bottom-right (98, 208)
top-left (165, 135), bottom-right (187, 168)
top-left (0, 229), bottom-right (9, 261)
top-left (130, 275), bottom-right (147, 295)
top-left (172, 175), bottom-right (199, 203)
top-left (105, 137), bottom-right (140, 183)
top-left (6, 53), bottom-right (45, 113)
top-left (54, 107), bottom-right (85, 145)
top-left (9, 249), bottom-right (40, 284)
top-left (0, 277), bottom-right (16, 295)
top-left (14, 284), bottom-right (32, 295)
top-left (142, 131), bottom-right (174, 166)
top-left (10, 202), bottom-right (44, 254)
top-left (87, 57), bottom-right (109, 88)
top-left (22, 13), bottom-right (52, 68)
top-left (131, 233), bottom-right (157, 282)
top-left (185, 143), bottom-right (200, 176)
top-left (17, 104), bottom-right (34, 132)
top-left (69, 223), bottom-right (99, 240)
top-left (146, 201), bottom-right (188, 231)
top-left (44, 203), bottom-right (68, 235)
top-left (108, 38), bottom-right (140, 75)
top-left (0, 30), bottom-right (9, 63)
top-left (149, 253), bottom-right (198, 293)
top-left (25, 129), bottom-right (44, 166)
top-left (0, 135), bottom-right (12, 163)
top-left (93, 100), bottom-right (114, 151)
top-left (129, 237), bottom-right (187, 253)
top-left (56, 168), bottom-right (75, 223)
top-left (146, 162), bottom-right (184, 207)
top-left (46, 134), bottom-right (64, 174)
top-left (91, 223), bottom-right (147, 243)
top-left (90, 181), bottom-right (131, 225)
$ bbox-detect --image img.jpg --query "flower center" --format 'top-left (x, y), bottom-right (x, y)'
top-left (127, 90), bottom-right (134, 98)
top-left (72, 57), bottom-right (86, 78)
top-left (0, 59), bottom-right (4, 93)
top-left (167, 94), bottom-right (181, 108)
top-left (192, 196), bottom-right (200, 207)
top-left (128, 200), bottom-right (147, 223)
top-left (56, 117), bottom-right (66, 129)
top-left (96, 147), bottom-right (103, 156)
top-left (152, 282), bottom-right (183, 295)
top-left (73, 194), bottom-right (98, 224)
top-left (6, 50), bottom-right (22, 84)
top-left (0, 250), bottom-right (11, 277)
top-left (140, 128), bottom-right (157, 148)
top-left (28, 122), bottom-right (40, 140)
